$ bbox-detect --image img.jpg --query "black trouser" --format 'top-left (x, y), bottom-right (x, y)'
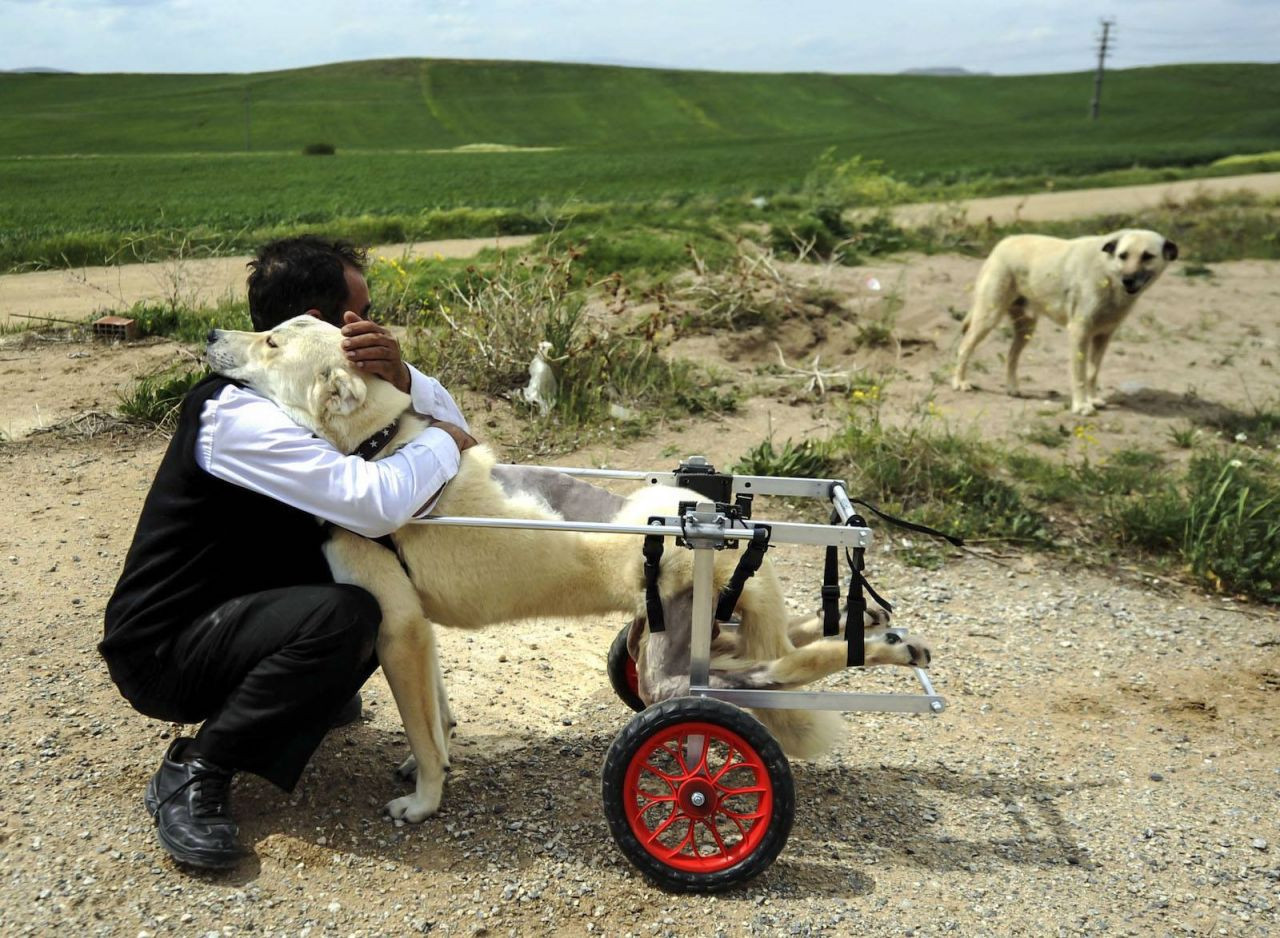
top-left (125, 584), bottom-right (380, 790)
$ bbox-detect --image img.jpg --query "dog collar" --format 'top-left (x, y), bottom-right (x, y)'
top-left (353, 420), bottom-right (400, 461)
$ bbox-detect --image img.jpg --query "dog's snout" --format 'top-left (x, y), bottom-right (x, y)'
top-left (206, 328), bottom-right (219, 344)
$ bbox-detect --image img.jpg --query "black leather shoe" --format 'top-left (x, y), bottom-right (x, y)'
top-left (329, 692), bottom-right (363, 729)
top-left (144, 738), bottom-right (243, 869)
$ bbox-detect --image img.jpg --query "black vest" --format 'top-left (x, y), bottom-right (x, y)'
top-left (100, 375), bottom-right (332, 688)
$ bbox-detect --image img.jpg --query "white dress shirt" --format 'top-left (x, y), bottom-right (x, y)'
top-left (195, 366), bottom-right (469, 538)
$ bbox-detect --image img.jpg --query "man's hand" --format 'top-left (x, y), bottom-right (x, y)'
top-left (341, 310), bottom-right (411, 394)
top-left (426, 418), bottom-right (478, 454)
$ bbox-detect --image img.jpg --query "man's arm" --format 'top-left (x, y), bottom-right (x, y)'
top-left (196, 385), bottom-right (464, 538)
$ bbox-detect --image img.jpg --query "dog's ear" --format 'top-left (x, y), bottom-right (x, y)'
top-left (1101, 238), bottom-right (1118, 256)
top-left (1162, 239), bottom-right (1179, 262)
top-left (313, 366), bottom-right (367, 416)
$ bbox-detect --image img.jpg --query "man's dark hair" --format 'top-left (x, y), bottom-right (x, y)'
top-left (246, 236), bottom-right (367, 330)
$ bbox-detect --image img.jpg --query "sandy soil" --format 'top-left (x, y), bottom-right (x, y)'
top-left (1, 244), bottom-right (1278, 935)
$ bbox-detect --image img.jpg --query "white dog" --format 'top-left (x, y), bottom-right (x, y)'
top-left (206, 316), bottom-right (933, 822)
top-left (952, 229), bottom-right (1178, 415)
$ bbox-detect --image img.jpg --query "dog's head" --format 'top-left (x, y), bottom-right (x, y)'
top-left (1100, 229), bottom-right (1178, 295)
top-left (205, 315), bottom-right (396, 449)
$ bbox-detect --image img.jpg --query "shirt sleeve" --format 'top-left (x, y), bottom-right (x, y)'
top-left (407, 364), bottom-right (470, 433)
top-left (195, 383), bottom-right (462, 538)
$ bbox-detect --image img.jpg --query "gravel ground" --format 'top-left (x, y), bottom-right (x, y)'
top-left (1, 425), bottom-right (1277, 938)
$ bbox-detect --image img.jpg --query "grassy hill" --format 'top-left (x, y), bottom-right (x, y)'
top-left (1, 59), bottom-right (1278, 270)
top-left (4, 59), bottom-right (1277, 166)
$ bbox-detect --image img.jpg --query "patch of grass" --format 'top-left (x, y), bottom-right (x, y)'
top-left (118, 365), bottom-right (209, 430)
top-left (829, 414), bottom-right (1048, 549)
top-left (403, 245), bottom-right (736, 431)
top-left (1022, 422), bottom-right (1070, 448)
top-left (126, 301), bottom-right (251, 344)
top-left (732, 437), bottom-right (834, 479)
top-left (1194, 401), bottom-right (1280, 449)
top-left (1109, 450), bottom-right (1280, 602)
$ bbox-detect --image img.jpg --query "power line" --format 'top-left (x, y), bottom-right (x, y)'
top-left (1090, 18), bottom-right (1114, 120)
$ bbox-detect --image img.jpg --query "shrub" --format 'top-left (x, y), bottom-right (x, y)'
top-left (118, 365), bottom-right (209, 430)
top-left (303, 142), bottom-right (336, 156)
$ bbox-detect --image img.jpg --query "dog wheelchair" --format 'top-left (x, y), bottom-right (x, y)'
top-left (421, 456), bottom-right (947, 892)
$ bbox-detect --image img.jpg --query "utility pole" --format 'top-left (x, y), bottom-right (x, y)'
top-left (1089, 19), bottom-right (1114, 121)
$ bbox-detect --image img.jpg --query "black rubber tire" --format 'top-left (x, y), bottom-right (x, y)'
top-left (601, 696), bottom-right (794, 893)
top-left (607, 624), bottom-right (646, 712)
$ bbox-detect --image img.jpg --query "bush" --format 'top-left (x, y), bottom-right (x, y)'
top-left (303, 142), bottom-right (336, 156)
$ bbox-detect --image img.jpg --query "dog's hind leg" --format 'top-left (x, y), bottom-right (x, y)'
top-left (1005, 302), bottom-right (1036, 397)
top-left (954, 264), bottom-right (1014, 392)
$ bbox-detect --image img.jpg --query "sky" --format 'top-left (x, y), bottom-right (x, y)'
top-left (2, 0), bottom-right (1276, 76)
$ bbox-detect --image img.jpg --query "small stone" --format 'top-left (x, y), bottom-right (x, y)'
top-left (1149, 772), bottom-right (1164, 782)
top-left (1251, 838), bottom-right (1268, 851)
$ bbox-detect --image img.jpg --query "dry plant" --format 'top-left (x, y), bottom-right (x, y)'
top-left (679, 241), bottom-right (834, 332)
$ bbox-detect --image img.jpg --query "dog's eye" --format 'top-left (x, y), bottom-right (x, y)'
top-left (1118, 251), bottom-right (1129, 260)
top-left (266, 336), bottom-right (278, 348)
top-left (884, 632), bottom-right (901, 645)
top-left (1140, 251), bottom-right (1154, 262)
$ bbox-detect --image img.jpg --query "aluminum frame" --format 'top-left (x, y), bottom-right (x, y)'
top-left (418, 460), bottom-right (946, 716)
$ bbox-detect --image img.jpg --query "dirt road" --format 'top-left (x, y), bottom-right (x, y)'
top-left (3, 173), bottom-right (1278, 330)
top-left (0, 235), bottom-right (537, 328)
top-left (890, 171), bottom-right (1280, 225)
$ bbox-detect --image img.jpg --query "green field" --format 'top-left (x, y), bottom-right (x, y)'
top-left (2, 59), bottom-right (1278, 270)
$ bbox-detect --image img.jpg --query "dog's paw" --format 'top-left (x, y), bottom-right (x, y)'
top-left (864, 605), bottom-right (892, 629)
top-left (396, 754), bottom-right (417, 782)
top-left (867, 630), bottom-right (933, 668)
top-left (386, 788), bottom-right (442, 823)
top-left (1088, 396), bottom-right (1109, 410)
top-left (1071, 401), bottom-right (1097, 416)
top-left (952, 378), bottom-right (974, 392)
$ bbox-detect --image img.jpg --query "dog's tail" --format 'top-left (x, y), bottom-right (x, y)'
top-left (753, 708), bottom-right (843, 760)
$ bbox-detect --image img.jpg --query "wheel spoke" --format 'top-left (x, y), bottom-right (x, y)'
top-left (710, 746), bottom-right (743, 782)
top-left (640, 759), bottom-right (682, 786)
top-left (657, 819), bottom-right (697, 861)
top-left (643, 806), bottom-right (684, 845)
top-left (704, 818), bottom-right (730, 856)
top-left (717, 783), bottom-right (767, 796)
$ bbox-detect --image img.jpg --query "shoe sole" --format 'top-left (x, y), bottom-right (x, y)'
top-left (144, 776), bottom-right (242, 870)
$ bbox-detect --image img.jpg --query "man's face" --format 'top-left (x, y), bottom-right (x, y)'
top-left (340, 264), bottom-right (372, 322)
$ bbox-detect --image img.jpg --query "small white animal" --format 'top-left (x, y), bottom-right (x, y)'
top-left (952, 228), bottom-right (1178, 415)
top-left (521, 340), bottom-right (557, 416)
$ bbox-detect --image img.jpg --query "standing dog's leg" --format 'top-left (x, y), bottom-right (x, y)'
top-left (1005, 303), bottom-right (1037, 397)
top-left (1086, 331), bottom-right (1114, 410)
top-left (953, 265), bottom-right (1012, 392)
top-left (1068, 320), bottom-right (1095, 415)
top-left (323, 531), bottom-right (450, 822)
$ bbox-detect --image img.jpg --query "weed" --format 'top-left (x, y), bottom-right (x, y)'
top-left (1181, 263), bottom-right (1214, 278)
top-left (118, 365), bottom-right (209, 430)
top-left (1023, 422), bottom-right (1069, 449)
top-left (404, 245), bottom-right (735, 430)
top-left (1168, 423), bottom-right (1200, 448)
top-left (732, 437), bottom-right (834, 479)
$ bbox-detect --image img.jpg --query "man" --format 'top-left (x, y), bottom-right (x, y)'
top-left (101, 236), bottom-right (475, 869)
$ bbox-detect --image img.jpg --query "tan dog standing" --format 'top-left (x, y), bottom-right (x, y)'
top-left (952, 229), bottom-right (1178, 415)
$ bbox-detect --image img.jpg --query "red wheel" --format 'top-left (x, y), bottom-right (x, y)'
top-left (602, 696), bottom-right (794, 892)
top-left (607, 625), bottom-right (645, 712)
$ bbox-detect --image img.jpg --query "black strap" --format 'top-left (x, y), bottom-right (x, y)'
top-left (642, 532), bottom-right (666, 633)
top-left (714, 526), bottom-right (771, 622)
top-left (821, 545), bottom-right (841, 637)
top-left (847, 497), bottom-right (965, 547)
top-left (844, 544), bottom-right (866, 667)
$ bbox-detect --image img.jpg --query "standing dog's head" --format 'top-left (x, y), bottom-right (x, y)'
top-left (1100, 229), bottom-right (1178, 295)
top-left (205, 315), bottom-right (406, 452)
